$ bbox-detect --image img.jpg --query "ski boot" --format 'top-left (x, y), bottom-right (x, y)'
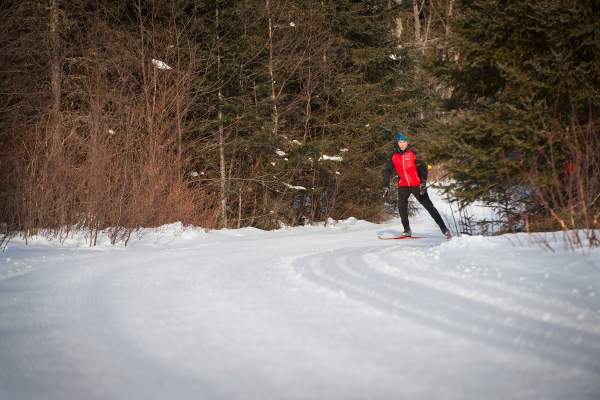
top-left (442, 229), bottom-right (452, 240)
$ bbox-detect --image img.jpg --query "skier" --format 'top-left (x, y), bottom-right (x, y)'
top-left (383, 132), bottom-right (452, 239)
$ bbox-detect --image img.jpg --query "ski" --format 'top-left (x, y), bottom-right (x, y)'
top-left (377, 235), bottom-right (424, 240)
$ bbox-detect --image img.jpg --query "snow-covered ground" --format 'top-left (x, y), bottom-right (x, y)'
top-left (1, 191), bottom-right (599, 400)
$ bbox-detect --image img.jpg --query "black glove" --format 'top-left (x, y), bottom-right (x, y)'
top-left (419, 182), bottom-right (427, 195)
top-left (383, 187), bottom-right (390, 199)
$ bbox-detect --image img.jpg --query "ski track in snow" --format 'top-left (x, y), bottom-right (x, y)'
top-left (293, 245), bottom-right (600, 374)
top-left (1, 214), bottom-right (600, 399)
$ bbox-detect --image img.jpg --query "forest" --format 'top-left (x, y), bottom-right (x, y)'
top-left (1, 0), bottom-right (598, 246)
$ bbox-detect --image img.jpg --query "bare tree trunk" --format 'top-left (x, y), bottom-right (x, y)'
top-left (422, 6), bottom-right (432, 54)
top-left (137, 0), bottom-right (151, 137)
top-left (237, 188), bottom-right (242, 228)
top-left (413, 0), bottom-right (422, 48)
top-left (216, 4), bottom-right (228, 227)
top-left (447, 0), bottom-right (455, 38)
top-left (443, 0), bottom-right (455, 60)
top-left (394, 16), bottom-right (403, 41)
top-left (49, 0), bottom-right (61, 149)
top-left (49, 0), bottom-right (61, 116)
top-left (320, 0), bottom-right (327, 64)
top-left (303, 30), bottom-right (312, 145)
top-left (253, 79), bottom-right (259, 116)
top-left (265, 0), bottom-right (279, 136)
top-left (303, 66), bottom-right (312, 143)
top-left (176, 95), bottom-right (182, 162)
top-left (249, 193), bottom-right (257, 226)
top-left (170, 1), bottom-right (183, 164)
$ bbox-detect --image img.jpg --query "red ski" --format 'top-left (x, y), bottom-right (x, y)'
top-left (377, 235), bottom-right (424, 240)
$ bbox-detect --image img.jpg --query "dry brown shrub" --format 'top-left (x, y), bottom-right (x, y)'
top-left (524, 119), bottom-right (599, 250)
top-left (2, 14), bottom-right (218, 246)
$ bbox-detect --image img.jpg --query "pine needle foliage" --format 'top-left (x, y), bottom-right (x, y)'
top-left (424, 0), bottom-right (600, 231)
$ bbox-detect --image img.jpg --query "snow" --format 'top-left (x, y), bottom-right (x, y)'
top-left (319, 154), bottom-right (343, 162)
top-left (1, 191), bottom-right (600, 400)
top-left (284, 183), bottom-right (307, 191)
top-left (151, 58), bottom-right (172, 70)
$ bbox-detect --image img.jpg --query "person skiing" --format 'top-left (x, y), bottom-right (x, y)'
top-left (383, 132), bottom-right (452, 239)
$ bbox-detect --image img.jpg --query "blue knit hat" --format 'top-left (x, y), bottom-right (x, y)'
top-left (395, 132), bottom-right (409, 142)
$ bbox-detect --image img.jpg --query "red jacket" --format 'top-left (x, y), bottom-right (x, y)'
top-left (384, 147), bottom-right (427, 188)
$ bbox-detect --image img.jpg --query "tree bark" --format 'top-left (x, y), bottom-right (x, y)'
top-left (49, 0), bottom-right (61, 150)
top-left (395, 16), bottom-right (403, 41)
top-left (49, 0), bottom-right (61, 116)
top-left (237, 188), bottom-right (242, 229)
top-left (303, 64), bottom-right (312, 143)
top-left (443, 0), bottom-right (455, 60)
top-left (265, 0), bottom-right (279, 136)
top-left (413, 0), bottom-right (422, 47)
top-left (216, 3), bottom-right (228, 227)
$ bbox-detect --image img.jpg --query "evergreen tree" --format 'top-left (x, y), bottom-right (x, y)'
top-left (424, 0), bottom-right (600, 230)
top-left (319, 0), bottom-right (419, 221)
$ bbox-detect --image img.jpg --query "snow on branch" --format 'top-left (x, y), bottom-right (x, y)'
top-left (283, 183), bottom-right (307, 191)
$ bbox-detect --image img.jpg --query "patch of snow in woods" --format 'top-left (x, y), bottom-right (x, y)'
top-left (319, 154), bottom-right (343, 162)
top-left (152, 58), bottom-right (172, 70)
top-left (284, 183), bottom-right (307, 191)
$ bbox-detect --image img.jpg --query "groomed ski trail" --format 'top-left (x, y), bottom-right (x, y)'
top-left (293, 243), bottom-right (600, 374)
top-left (1, 215), bottom-right (600, 399)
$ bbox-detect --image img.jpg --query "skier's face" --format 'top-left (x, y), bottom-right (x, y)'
top-left (398, 140), bottom-right (409, 150)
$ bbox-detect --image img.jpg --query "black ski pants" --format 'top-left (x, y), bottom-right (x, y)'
top-left (397, 187), bottom-right (447, 233)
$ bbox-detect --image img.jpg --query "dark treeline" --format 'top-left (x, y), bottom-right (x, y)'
top-left (0, 0), bottom-right (598, 245)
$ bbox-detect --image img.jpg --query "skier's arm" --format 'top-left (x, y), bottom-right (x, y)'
top-left (383, 156), bottom-right (394, 188)
top-left (415, 152), bottom-right (428, 183)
